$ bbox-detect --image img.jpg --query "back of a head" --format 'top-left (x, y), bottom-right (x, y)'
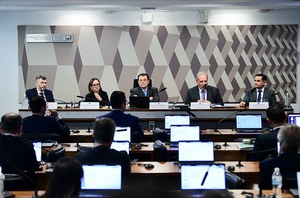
top-left (277, 124), bottom-right (300, 154)
top-left (1, 113), bottom-right (22, 134)
top-left (93, 117), bottom-right (116, 144)
top-left (110, 91), bottom-right (126, 109)
top-left (29, 96), bottom-right (46, 113)
top-left (266, 103), bottom-right (286, 124)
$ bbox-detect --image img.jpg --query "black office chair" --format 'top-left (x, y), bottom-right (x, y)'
top-left (133, 79), bottom-right (152, 88)
top-left (4, 173), bottom-right (27, 191)
top-left (22, 133), bottom-right (59, 142)
top-left (225, 171), bottom-right (245, 189)
top-left (44, 145), bottom-right (65, 162)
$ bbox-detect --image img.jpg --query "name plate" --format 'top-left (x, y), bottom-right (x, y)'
top-left (80, 102), bottom-right (99, 109)
top-left (249, 102), bottom-right (269, 109)
top-left (190, 102), bottom-right (210, 109)
top-left (47, 102), bottom-right (58, 109)
top-left (149, 102), bottom-right (169, 109)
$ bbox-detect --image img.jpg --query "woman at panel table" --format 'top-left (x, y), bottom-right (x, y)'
top-left (85, 78), bottom-right (110, 107)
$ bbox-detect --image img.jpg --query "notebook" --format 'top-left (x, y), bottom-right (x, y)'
top-left (33, 142), bottom-right (42, 162)
top-left (80, 164), bottom-right (122, 197)
top-left (111, 141), bottom-right (130, 155)
top-left (170, 125), bottom-right (200, 147)
top-left (164, 114), bottom-right (190, 133)
top-left (178, 141), bottom-right (214, 164)
top-left (288, 113), bottom-right (300, 127)
top-left (235, 113), bottom-right (262, 133)
top-left (181, 164), bottom-right (226, 191)
top-left (129, 96), bottom-right (149, 108)
top-left (114, 127), bottom-right (131, 142)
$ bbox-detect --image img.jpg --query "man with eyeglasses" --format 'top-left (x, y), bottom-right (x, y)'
top-left (185, 71), bottom-right (224, 105)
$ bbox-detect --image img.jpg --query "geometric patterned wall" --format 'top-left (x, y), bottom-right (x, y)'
top-left (18, 25), bottom-right (297, 103)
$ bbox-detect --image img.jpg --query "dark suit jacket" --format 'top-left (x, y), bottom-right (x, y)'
top-left (242, 87), bottom-right (277, 105)
top-left (96, 110), bottom-right (144, 143)
top-left (184, 85), bottom-right (224, 105)
top-left (75, 145), bottom-right (131, 181)
top-left (85, 91), bottom-right (110, 106)
top-left (25, 88), bottom-right (54, 102)
top-left (22, 115), bottom-right (70, 138)
top-left (259, 153), bottom-right (300, 189)
top-left (130, 87), bottom-right (160, 102)
top-left (0, 134), bottom-right (39, 184)
top-left (248, 128), bottom-right (280, 161)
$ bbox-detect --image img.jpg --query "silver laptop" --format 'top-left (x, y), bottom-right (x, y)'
top-left (111, 141), bottom-right (130, 155)
top-left (114, 127), bottom-right (131, 142)
top-left (179, 141), bottom-right (214, 164)
top-left (33, 142), bottom-right (42, 162)
top-left (170, 125), bottom-right (200, 147)
top-left (236, 113), bottom-right (262, 133)
top-left (164, 114), bottom-right (190, 133)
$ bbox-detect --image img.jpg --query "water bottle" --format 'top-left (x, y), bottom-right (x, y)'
top-left (0, 166), bottom-right (5, 198)
top-left (22, 95), bottom-right (29, 109)
top-left (272, 167), bottom-right (282, 198)
top-left (284, 92), bottom-right (291, 109)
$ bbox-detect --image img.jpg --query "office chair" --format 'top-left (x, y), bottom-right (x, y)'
top-left (4, 173), bottom-right (27, 191)
top-left (225, 171), bottom-right (245, 189)
top-left (22, 133), bottom-right (59, 142)
top-left (133, 79), bottom-right (152, 88)
top-left (44, 145), bottom-right (65, 162)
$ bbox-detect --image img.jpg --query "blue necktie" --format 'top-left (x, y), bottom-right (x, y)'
top-left (201, 90), bottom-right (205, 100)
top-left (143, 90), bottom-right (147, 96)
top-left (257, 90), bottom-right (262, 102)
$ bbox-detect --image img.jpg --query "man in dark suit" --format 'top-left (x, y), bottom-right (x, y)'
top-left (22, 96), bottom-right (70, 140)
top-left (248, 104), bottom-right (287, 161)
top-left (259, 124), bottom-right (300, 189)
top-left (240, 73), bottom-right (277, 107)
top-left (130, 73), bottom-right (160, 102)
top-left (75, 117), bottom-right (131, 183)
top-left (0, 112), bottom-right (39, 189)
top-left (25, 75), bottom-right (55, 102)
top-left (185, 72), bottom-right (224, 105)
top-left (96, 91), bottom-right (144, 143)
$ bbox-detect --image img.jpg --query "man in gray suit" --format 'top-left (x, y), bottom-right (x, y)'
top-left (130, 73), bottom-right (160, 102)
top-left (185, 72), bottom-right (224, 105)
top-left (240, 73), bottom-right (277, 107)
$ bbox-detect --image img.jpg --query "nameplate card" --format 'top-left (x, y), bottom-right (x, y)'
top-left (190, 102), bottom-right (210, 109)
top-left (47, 102), bottom-right (58, 109)
top-left (80, 102), bottom-right (99, 109)
top-left (249, 102), bottom-right (269, 109)
top-left (149, 102), bottom-right (169, 109)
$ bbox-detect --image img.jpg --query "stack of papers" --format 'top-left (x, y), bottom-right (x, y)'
top-left (237, 143), bottom-right (254, 150)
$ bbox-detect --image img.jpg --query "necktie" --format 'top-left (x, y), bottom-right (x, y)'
top-left (201, 90), bottom-right (205, 100)
top-left (257, 90), bottom-right (262, 102)
top-left (39, 92), bottom-right (45, 99)
top-left (143, 90), bottom-right (147, 96)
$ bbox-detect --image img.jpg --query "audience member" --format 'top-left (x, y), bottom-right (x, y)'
top-left (85, 78), bottom-right (110, 107)
top-left (75, 117), bottom-right (131, 182)
top-left (0, 113), bottom-right (39, 189)
top-left (22, 96), bottom-right (70, 139)
top-left (259, 124), bottom-right (300, 189)
top-left (248, 103), bottom-right (287, 161)
top-left (240, 73), bottom-right (277, 107)
top-left (42, 156), bottom-right (83, 198)
top-left (25, 75), bottom-right (54, 102)
top-left (185, 71), bottom-right (224, 105)
top-left (96, 91), bottom-right (144, 142)
top-left (130, 73), bottom-right (160, 102)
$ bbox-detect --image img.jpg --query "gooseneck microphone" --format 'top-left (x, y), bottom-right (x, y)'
top-left (77, 95), bottom-right (84, 99)
top-left (159, 87), bottom-right (167, 92)
top-left (87, 121), bottom-right (94, 133)
top-left (214, 109), bottom-right (243, 133)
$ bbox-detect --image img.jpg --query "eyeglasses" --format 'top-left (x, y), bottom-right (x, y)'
top-left (91, 83), bottom-right (100, 87)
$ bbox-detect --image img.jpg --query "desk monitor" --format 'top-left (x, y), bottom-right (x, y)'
top-left (179, 141), bottom-right (214, 164)
top-left (33, 142), bottom-right (42, 162)
top-left (288, 113), bottom-right (300, 127)
top-left (164, 114), bottom-right (190, 132)
top-left (114, 127), bottom-right (131, 142)
top-left (111, 141), bottom-right (130, 155)
top-left (236, 113), bottom-right (262, 133)
top-left (129, 96), bottom-right (149, 108)
top-left (170, 125), bottom-right (200, 147)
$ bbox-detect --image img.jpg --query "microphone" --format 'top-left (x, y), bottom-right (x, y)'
top-left (77, 95), bottom-right (85, 99)
top-left (159, 87), bottom-right (167, 92)
top-left (271, 92), bottom-right (279, 96)
top-left (186, 110), bottom-right (197, 118)
top-left (201, 165), bottom-right (212, 186)
top-left (49, 98), bottom-right (71, 108)
top-left (87, 121), bottom-right (94, 133)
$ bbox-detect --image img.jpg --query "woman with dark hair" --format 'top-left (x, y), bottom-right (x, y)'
top-left (85, 78), bottom-right (110, 107)
top-left (42, 156), bottom-right (83, 198)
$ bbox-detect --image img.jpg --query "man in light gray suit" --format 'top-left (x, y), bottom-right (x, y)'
top-left (185, 72), bottom-right (224, 106)
top-left (240, 73), bottom-right (277, 107)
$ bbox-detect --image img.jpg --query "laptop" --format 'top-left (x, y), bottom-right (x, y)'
top-left (80, 164), bottom-right (122, 197)
top-left (129, 96), bottom-right (149, 108)
top-left (111, 141), bottom-right (130, 155)
top-left (114, 127), bottom-right (131, 142)
top-left (170, 125), bottom-right (200, 147)
top-left (235, 113), bottom-right (263, 133)
top-left (181, 163), bottom-right (226, 192)
top-left (33, 142), bottom-right (42, 162)
top-left (178, 141), bottom-right (214, 165)
top-left (164, 114), bottom-right (190, 133)
top-left (288, 113), bottom-right (300, 127)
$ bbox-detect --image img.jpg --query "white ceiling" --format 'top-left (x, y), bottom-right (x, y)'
top-left (0, 0), bottom-right (300, 11)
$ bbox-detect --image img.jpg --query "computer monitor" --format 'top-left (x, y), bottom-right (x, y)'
top-left (111, 141), bottom-right (130, 155)
top-left (164, 114), bottom-right (190, 132)
top-left (114, 127), bottom-right (131, 142)
top-left (179, 141), bottom-right (214, 164)
top-left (170, 125), bottom-right (200, 147)
top-left (236, 113), bottom-right (262, 132)
top-left (288, 113), bottom-right (300, 127)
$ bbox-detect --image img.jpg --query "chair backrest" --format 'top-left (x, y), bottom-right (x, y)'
top-left (225, 171), bottom-right (245, 189)
top-left (133, 79), bottom-right (152, 88)
top-left (45, 145), bottom-right (65, 162)
top-left (22, 133), bottom-right (59, 142)
top-left (4, 173), bottom-right (27, 191)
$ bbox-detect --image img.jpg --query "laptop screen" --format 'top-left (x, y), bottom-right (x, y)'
top-left (129, 96), bottom-right (149, 108)
top-left (170, 125), bottom-right (200, 143)
top-left (114, 127), bottom-right (131, 142)
top-left (181, 164), bottom-right (226, 190)
top-left (288, 113), bottom-right (300, 127)
top-left (111, 141), bottom-right (130, 155)
top-left (164, 114), bottom-right (190, 131)
top-left (179, 141), bottom-right (214, 164)
top-left (33, 142), bottom-right (42, 162)
top-left (81, 164), bottom-right (122, 190)
top-left (236, 114), bottom-right (262, 130)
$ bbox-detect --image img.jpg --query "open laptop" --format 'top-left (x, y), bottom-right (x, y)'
top-left (33, 142), bottom-right (42, 162)
top-left (178, 141), bottom-right (214, 165)
top-left (80, 164), bottom-right (122, 197)
top-left (129, 96), bottom-right (149, 108)
top-left (111, 141), bottom-right (130, 155)
top-left (235, 113), bottom-right (262, 133)
top-left (170, 125), bottom-right (200, 147)
top-left (164, 114), bottom-right (190, 133)
top-left (114, 127), bottom-right (131, 142)
top-left (288, 113), bottom-right (300, 127)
